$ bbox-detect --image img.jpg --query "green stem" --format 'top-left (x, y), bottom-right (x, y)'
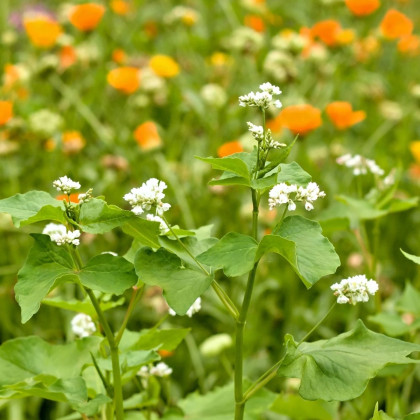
top-left (298, 302), bottom-right (336, 346)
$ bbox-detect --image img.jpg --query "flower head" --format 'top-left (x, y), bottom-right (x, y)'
top-left (43, 223), bottom-right (81, 246)
top-left (137, 362), bottom-right (173, 378)
top-left (53, 176), bottom-right (81, 194)
top-left (0, 101), bottom-right (13, 126)
top-left (149, 55), bottom-right (180, 78)
top-left (23, 15), bottom-right (62, 48)
top-left (71, 313), bottom-right (96, 337)
top-left (331, 275), bottom-right (378, 305)
top-left (107, 67), bottom-right (141, 94)
top-left (124, 178), bottom-right (170, 216)
top-left (326, 101), bottom-right (366, 130)
top-left (336, 154), bottom-right (384, 176)
top-left (345, 0), bottom-right (380, 16)
top-left (146, 214), bottom-right (169, 234)
top-left (134, 121), bottom-right (162, 151)
top-left (239, 83), bottom-right (282, 109)
top-left (217, 141), bottom-right (243, 158)
top-left (380, 9), bottom-right (413, 40)
top-left (277, 104), bottom-right (322, 135)
top-left (69, 3), bottom-right (106, 32)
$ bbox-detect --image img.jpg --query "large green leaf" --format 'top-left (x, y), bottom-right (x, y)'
top-left (256, 216), bottom-right (340, 287)
top-left (16, 234), bottom-right (76, 323)
top-left (276, 162), bottom-right (312, 186)
top-left (134, 247), bottom-right (213, 315)
top-left (197, 233), bottom-right (258, 277)
top-left (335, 195), bottom-right (387, 221)
top-left (368, 313), bottom-right (420, 337)
top-left (79, 254), bottom-right (137, 294)
top-left (0, 336), bottom-right (105, 413)
top-left (396, 282), bottom-right (420, 317)
top-left (196, 155), bottom-right (251, 179)
top-left (270, 393), bottom-right (338, 420)
top-left (277, 320), bottom-right (420, 401)
top-left (78, 199), bottom-right (134, 234)
top-left (0, 191), bottom-right (65, 227)
top-left (122, 217), bottom-right (161, 249)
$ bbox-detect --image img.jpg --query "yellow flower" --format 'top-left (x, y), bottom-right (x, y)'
top-left (149, 55), bottom-right (180, 78)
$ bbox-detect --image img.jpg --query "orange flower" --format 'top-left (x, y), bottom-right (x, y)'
top-left (56, 193), bottom-right (80, 203)
top-left (278, 104), bottom-right (322, 135)
top-left (0, 101), bottom-right (13, 126)
top-left (398, 34), bottom-right (420, 55)
top-left (134, 121), bottom-right (162, 150)
top-left (158, 349), bottom-right (174, 358)
top-left (244, 15), bottom-right (265, 33)
top-left (4, 64), bottom-right (20, 87)
top-left (59, 46), bottom-right (77, 69)
top-left (112, 48), bottom-right (126, 64)
top-left (380, 9), bottom-right (413, 39)
top-left (217, 141), bottom-right (243, 158)
top-left (69, 3), bottom-right (106, 32)
top-left (410, 141), bottom-right (420, 163)
top-left (326, 101), bottom-right (366, 129)
top-left (107, 67), bottom-right (140, 94)
top-left (149, 55), bottom-right (180, 78)
top-left (24, 15), bottom-right (62, 48)
top-left (311, 19), bottom-right (342, 46)
top-left (345, 0), bottom-right (380, 16)
top-left (62, 131), bottom-right (86, 153)
top-left (110, 0), bottom-right (130, 15)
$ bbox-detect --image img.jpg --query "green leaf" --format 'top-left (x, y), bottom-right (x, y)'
top-left (335, 195), bottom-right (387, 221)
top-left (381, 197), bottom-right (418, 214)
top-left (277, 320), bottom-right (420, 401)
top-left (371, 403), bottom-right (396, 420)
top-left (79, 254), bottom-right (137, 294)
top-left (120, 328), bottom-right (190, 352)
top-left (196, 155), bottom-right (251, 179)
top-left (368, 312), bottom-right (420, 337)
top-left (208, 172), bottom-right (250, 187)
top-left (401, 249), bottom-right (420, 266)
top-left (134, 247), bottom-right (213, 315)
top-left (257, 216), bottom-right (340, 287)
top-left (122, 217), bottom-right (161, 249)
top-left (0, 191), bottom-right (65, 227)
top-left (97, 350), bottom-right (160, 372)
top-left (270, 393), bottom-right (338, 420)
top-left (0, 336), bottom-right (103, 412)
top-left (42, 296), bottom-right (125, 317)
top-left (78, 199), bottom-right (134, 234)
top-left (396, 282), bottom-right (420, 317)
top-left (16, 234), bottom-right (75, 323)
top-left (276, 162), bottom-right (312, 186)
top-left (197, 233), bottom-right (258, 277)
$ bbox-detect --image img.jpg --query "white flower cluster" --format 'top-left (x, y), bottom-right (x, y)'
top-left (247, 122), bottom-right (264, 141)
top-left (169, 297), bottom-right (201, 317)
top-left (138, 362), bottom-right (173, 378)
top-left (331, 275), bottom-right (379, 305)
top-left (146, 214), bottom-right (169, 234)
top-left (78, 188), bottom-right (93, 204)
top-left (239, 82), bottom-right (282, 109)
top-left (123, 178), bottom-right (171, 216)
top-left (53, 176), bottom-right (81, 194)
top-left (71, 313), bottom-right (96, 338)
top-left (42, 223), bottom-right (81, 246)
top-left (336, 154), bottom-right (384, 176)
top-left (269, 182), bottom-right (326, 212)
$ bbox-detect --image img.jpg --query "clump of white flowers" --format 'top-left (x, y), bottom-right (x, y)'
top-left (53, 176), bottom-right (81, 194)
top-left (336, 154), bottom-right (384, 176)
top-left (169, 297), bottom-right (201, 317)
top-left (78, 188), bottom-right (93, 204)
top-left (71, 313), bottom-right (96, 338)
top-left (137, 362), bottom-right (173, 378)
top-left (331, 275), bottom-right (378, 305)
top-left (123, 178), bottom-right (171, 216)
top-left (239, 82), bottom-right (282, 109)
top-left (42, 223), bottom-right (81, 246)
top-left (269, 182), bottom-right (326, 212)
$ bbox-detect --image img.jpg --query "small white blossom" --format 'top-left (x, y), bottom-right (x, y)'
top-left (53, 176), bottom-right (81, 194)
top-left (146, 214), bottom-right (169, 234)
top-left (331, 275), bottom-right (378, 305)
top-left (71, 313), bottom-right (96, 338)
top-left (43, 223), bottom-right (81, 246)
top-left (239, 83), bottom-right (282, 109)
top-left (124, 178), bottom-right (171, 216)
top-left (168, 297), bottom-right (201, 317)
top-left (247, 122), bottom-right (264, 141)
top-left (137, 362), bottom-right (173, 378)
top-left (295, 182), bottom-right (326, 211)
top-left (336, 154), bottom-right (385, 177)
top-left (78, 188), bottom-right (93, 204)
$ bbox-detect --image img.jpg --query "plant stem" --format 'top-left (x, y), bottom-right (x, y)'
top-left (234, 188), bottom-right (260, 419)
top-left (298, 302), bottom-right (336, 346)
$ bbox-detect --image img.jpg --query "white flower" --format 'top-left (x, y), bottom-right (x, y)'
top-left (169, 297), bottom-right (201, 317)
top-left (71, 313), bottom-right (96, 338)
top-left (146, 214), bottom-right (169, 234)
top-left (137, 362), bottom-right (173, 378)
top-left (53, 176), bottom-right (81, 194)
top-left (78, 188), bottom-right (93, 204)
top-left (331, 275), bottom-right (378, 305)
top-left (239, 83), bottom-right (282, 109)
top-left (247, 122), bottom-right (264, 141)
top-left (296, 182), bottom-right (326, 211)
top-left (336, 154), bottom-right (384, 177)
top-left (123, 178), bottom-right (170, 216)
top-left (43, 223), bottom-right (81, 246)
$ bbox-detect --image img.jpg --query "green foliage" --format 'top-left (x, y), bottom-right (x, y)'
top-left (277, 320), bottom-right (420, 401)
top-left (257, 216), bottom-right (340, 287)
top-left (401, 249), bottom-right (420, 266)
top-left (0, 191), bottom-right (65, 226)
top-left (122, 217), bottom-right (162, 249)
top-left (197, 232), bottom-right (258, 277)
top-left (134, 247), bottom-right (213, 315)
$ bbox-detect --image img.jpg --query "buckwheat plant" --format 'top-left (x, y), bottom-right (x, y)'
top-left (0, 84), bottom-right (419, 420)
